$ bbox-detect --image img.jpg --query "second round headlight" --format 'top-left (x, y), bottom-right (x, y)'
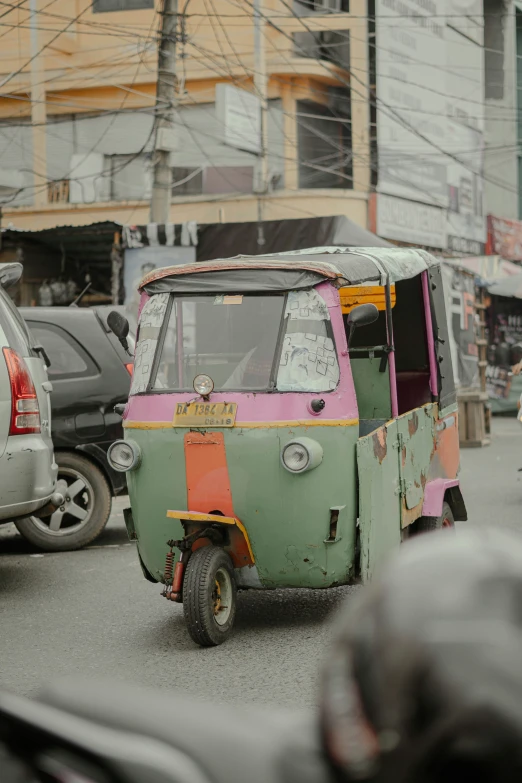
top-left (107, 439), bottom-right (141, 472)
top-left (281, 437), bottom-right (323, 474)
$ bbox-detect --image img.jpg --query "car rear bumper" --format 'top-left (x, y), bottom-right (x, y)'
top-left (0, 434), bottom-right (58, 522)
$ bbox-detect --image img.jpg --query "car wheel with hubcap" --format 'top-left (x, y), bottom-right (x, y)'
top-left (14, 451), bottom-right (112, 551)
top-left (183, 546), bottom-right (237, 647)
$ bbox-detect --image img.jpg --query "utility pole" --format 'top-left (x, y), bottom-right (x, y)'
top-left (150, 0), bottom-right (178, 225)
top-left (253, 0), bottom-right (268, 247)
top-left (30, 0), bottom-right (48, 208)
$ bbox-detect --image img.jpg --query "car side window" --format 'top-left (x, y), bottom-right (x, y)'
top-left (27, 322), bottom-right (98, 379)
top-left (0, 288), bottom-right (32, 357)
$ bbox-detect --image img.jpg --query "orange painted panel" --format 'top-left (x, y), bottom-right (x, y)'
top-left (183, 431), bottom-right (253, 567)
top-left (184, 431), bottom-right (234, 517)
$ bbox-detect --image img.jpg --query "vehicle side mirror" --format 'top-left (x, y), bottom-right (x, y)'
top-left (347, 303), bottom-right (379, 349)
top-left (107, 311), bottom-right (131, 355)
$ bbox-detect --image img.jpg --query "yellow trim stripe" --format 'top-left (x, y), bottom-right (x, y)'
top-left (166, 510), bottom-right (255, 562)
top-left (124, 418), bottom-right (359, 430)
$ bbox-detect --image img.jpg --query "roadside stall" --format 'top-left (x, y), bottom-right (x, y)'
top-left (483, 273), bottom-right (522, 415)
top-left (440, 260), bottom-right (489, 447)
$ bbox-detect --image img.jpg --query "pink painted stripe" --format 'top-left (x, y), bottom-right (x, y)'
top-left (126, 389), bottom-right (357, 424)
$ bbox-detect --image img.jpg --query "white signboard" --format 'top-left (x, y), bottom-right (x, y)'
top-left (375, 0), bottom-right (485, 250)
top-left (377, 193), bottom-right (446, 249)
top-left (215, 84), bottom-right (261, 155)
top-left (124, 245), bottom-right (196, 319)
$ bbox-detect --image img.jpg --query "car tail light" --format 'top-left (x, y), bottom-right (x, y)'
top-left (2, 347), bottom-right (41, 435)
top-left (125, 363), bottom-right (133, 377)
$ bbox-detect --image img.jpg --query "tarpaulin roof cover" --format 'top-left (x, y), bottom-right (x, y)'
top-left (141, 246), bottom-right (440, 295)
top-left (487, 272), bottom-right (522, 299)
top-left (196, 215), bottom-right (393, 259)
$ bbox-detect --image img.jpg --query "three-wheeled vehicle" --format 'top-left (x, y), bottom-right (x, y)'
top-left (108, 247), bottom-right (467, 646)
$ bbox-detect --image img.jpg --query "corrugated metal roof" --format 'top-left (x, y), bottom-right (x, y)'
top-left (2, 221), bottom-right (120, 268)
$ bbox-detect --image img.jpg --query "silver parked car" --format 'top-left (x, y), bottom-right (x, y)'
top-left (0, 263), bottom-right (63, 529)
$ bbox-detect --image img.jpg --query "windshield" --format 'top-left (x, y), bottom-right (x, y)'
top-left (130, 288), bottom-right (339, 395)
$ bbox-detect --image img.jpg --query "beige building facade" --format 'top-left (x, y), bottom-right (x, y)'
top-left (0, 0), bottom-right (370, 232)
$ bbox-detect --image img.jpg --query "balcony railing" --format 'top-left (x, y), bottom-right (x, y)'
top-left (48, 179), bottom-right (70, 204)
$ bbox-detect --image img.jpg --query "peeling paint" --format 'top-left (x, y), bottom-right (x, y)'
top-left (408, 411), bottom-right (419, 437)
top-left (372, 427), bottom-right (387, 464)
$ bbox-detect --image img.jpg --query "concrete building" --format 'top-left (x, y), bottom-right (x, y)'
top-left (371, 0), bottom-right (486, 256)
top-left (0, 0), bottom-right (370, 232)
top-left (483, 0), bottom-right (518, 221)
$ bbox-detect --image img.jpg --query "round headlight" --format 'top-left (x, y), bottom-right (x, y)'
top-left (281, 438), bottom-right (323, 474)
top-left (107, 439), bottom-right (141, 472)
top-left (282, 442), bottom-right (310, 473)
top-left (193, 374), bottom-right (214, 397)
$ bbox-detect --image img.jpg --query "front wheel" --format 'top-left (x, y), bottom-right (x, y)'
top-left (183, 546), bottom-right (237, 647)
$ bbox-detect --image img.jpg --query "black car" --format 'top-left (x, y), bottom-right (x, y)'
top-left (16, 305), bottom-right (134, 551)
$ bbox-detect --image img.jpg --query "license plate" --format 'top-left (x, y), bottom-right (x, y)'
top-left (173, 402), bottom-right (237, 427)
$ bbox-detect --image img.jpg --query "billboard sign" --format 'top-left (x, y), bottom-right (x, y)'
top-left (375, 0), bottom-right (485, 250)
top-left (215, 84), bottom-right (261, 155)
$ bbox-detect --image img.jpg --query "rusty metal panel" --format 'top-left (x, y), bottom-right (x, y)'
top-left (396, 404), bottom-right (437, 523)
top-left (357, 420), bottom-right (402, 582)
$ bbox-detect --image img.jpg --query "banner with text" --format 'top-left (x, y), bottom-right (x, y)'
top-left (375, 0), bottom-right (485, 251)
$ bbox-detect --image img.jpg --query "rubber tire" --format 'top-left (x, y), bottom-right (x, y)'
top-left (183, 546), bottom-right (237, 647)
top-left (14, 451), bottom-right (112, 552)
top-left (411, 501), bottom-right (455, 534)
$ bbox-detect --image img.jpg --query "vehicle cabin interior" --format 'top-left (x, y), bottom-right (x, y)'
top-left (344, 277), bottom-right (433, 437)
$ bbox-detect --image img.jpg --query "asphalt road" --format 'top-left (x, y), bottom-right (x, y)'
top-left (1, 416), bottom-right (521, 707)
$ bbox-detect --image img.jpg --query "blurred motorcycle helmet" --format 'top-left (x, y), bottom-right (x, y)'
top-left (321, 529), bottom-right (522, 783)
top-left (510, 342), bottom-right (522, 366)
top-left (495, 340), bottom-right (511, 366)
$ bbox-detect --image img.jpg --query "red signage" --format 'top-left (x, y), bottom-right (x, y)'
top-left (487, 215), bottom-right (522, 261)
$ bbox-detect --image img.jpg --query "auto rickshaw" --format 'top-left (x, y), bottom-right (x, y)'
top-left (107, 247), bottom-right (466, 646)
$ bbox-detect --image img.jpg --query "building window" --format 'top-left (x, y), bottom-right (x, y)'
top-left (204, 166), bottom-right (253, 194)
top-left (172, 167), bottom-right (203, 196)
top-left (484, 0), bottom-right (505, 100)
top-left (297, 100), bottom-right (352, 189)
top-left (294, 0), bottom-right (349, 13)
top-left (171, 166), bottom-right (254, 196)
top-left (293, 30), bottom-right (350, 71)
top-left (93, 0), bottom-right (154, 12)
top-left (106, 154), bottom-right (150, 201)
top-left (27, 323), bottom-right (95, 380)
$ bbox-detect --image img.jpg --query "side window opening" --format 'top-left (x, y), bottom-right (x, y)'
top-left (27, 323), bottom-right (98, 380)
top-left (347, 277), bottom-right (432, 425)
top-left (393, 277), bottom-right (431, 415)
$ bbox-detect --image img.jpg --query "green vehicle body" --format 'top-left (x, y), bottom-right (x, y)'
top-left (119, 248), bottom-right (467, 598)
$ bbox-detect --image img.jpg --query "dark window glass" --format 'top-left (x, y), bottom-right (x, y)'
top-left (203, 166), bottom-right (253, 194)
top-left (294, 0), bottom-right (349, 13)
top-left (297, 99), bottom-right (352, 189)
top-left (484, 0), bottom-right (505, 100)
top-left (27, 323), bottom-right (97, 379)
top-left (152, 295), bottom-right (286, 392)
top-left (171, 167), bottom-right (203, 196)
top-left (93, 0), bottom-right (154, 12)
top-left (293, 29), bottom-right (350, 70)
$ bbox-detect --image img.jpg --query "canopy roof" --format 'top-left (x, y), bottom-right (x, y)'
top-left (487, 273), bottom-right (522, 299)
top-left (140, 246), bottom-right (440, 295)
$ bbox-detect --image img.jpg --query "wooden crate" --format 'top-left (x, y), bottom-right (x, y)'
top-left (458, 390), bottom-right (490, 448)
